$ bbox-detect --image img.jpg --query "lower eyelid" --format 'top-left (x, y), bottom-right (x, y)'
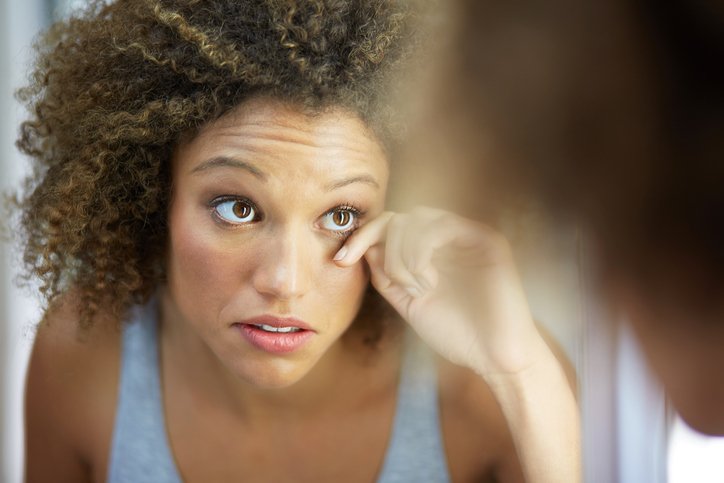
top-left (331, 229), bottom-right (356, 240)
top-left (339, 218), bottom-right (362, 235)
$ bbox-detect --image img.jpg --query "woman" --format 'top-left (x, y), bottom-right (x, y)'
top-left (17, 1), bottom-right (578, 482)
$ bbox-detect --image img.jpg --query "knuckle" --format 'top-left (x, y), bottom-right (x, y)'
top-left (411, 206), bottom-right (428, 217)
top-left (388, 213), bottom-right (407, 230)
top-left (413, 205), bottom-right (445, 220)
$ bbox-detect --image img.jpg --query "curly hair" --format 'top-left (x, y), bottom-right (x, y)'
top-left (14, 0), bottom-right (415, 329)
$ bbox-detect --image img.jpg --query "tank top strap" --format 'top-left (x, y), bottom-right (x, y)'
top-left (376, 334), bottom-right (451, 483)
top-left (107, 298), bottom-right (182, 483)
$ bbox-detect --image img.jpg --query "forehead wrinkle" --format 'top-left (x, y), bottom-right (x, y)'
top-left (325, 175), bottom-right (380, 191)
top-left (212, 122), bottom-right (380, 157)
top-left (189, 156), bottom-right (268, 179)
top-left (189, 103), bottom-right (389, 193)
top-left (216, 139), bottom-right (381, 168)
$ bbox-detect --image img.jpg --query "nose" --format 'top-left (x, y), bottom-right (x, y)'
top-left (252, 226), bottom-right (314, 301)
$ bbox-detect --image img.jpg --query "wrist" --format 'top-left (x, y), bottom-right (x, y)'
top-left (483, 347), bottom-right (566, 389)
top-left (469, 329), bottom-right (554, 380)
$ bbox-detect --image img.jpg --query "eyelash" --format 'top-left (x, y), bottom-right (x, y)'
top-left (208, 196), bottom-right (365, 237)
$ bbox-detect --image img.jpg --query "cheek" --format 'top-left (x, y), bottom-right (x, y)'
top-left (167, 206), bottom-right (256, 316)
top-left (315, 262), bottom-right (370, 326)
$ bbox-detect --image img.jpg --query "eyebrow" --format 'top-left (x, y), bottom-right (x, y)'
top-left (325, 175), bottom-right (380, 191)
top-left (190, 156), bottom-right (267, 180)
top-left (190, 155), bottom-right (379, 190)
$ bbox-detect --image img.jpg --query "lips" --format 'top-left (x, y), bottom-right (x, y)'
top-left (234, 315), bottom-right (315, 354)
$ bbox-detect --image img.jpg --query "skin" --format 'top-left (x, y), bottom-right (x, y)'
top-left (337, 208), bottom-right (581, 483)
top-left (163, 96), bottom-right (388, 392)
top-left (24, 97), bottom-right (576, 482)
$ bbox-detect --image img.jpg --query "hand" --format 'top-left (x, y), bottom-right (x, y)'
top-left (334, 208), bottom-right (550, 377)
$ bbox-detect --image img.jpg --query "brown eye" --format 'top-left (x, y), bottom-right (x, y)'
top-left (232, 202), bottom-right (252, 219)
top-left (321, 208), bottom-right (357, 232)
top-left (333, 210), bottom-right (351, 227)
top-left (214, 199), bottom-right (257, 224)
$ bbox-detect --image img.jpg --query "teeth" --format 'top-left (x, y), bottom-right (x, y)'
top-left (255, 324), bottom-right (301, 333)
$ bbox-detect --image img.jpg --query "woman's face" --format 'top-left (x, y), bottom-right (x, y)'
top-left (165, 97), bottom-right (388, 389)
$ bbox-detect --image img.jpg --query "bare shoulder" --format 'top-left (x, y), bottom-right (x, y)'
top-left (25, 292), bottom-right (122, 483)
top-left (438, 324), bottom-right (575, 483)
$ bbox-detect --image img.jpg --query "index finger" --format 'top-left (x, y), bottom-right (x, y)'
top-left (333, 211), bottom-right (394, 266)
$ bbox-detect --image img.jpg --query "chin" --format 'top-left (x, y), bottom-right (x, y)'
top-left (232, 357), bottom-right (317, 390)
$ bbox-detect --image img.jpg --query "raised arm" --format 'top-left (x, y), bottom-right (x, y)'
top-left (334, 208), bottom-right (581, 483)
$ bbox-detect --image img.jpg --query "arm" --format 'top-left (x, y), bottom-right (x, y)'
top-left (484, 340), bottom-right (579, 483)
top-left (335, 208), bottom-right (581, 483)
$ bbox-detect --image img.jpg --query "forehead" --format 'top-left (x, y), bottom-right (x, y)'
top-left (173, 97), bottom-right (389, 184)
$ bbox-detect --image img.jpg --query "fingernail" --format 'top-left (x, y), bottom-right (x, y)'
top-left (406, 285), bottom-right (424, 298)
top-left (334, 246), bottom-right (348, 261)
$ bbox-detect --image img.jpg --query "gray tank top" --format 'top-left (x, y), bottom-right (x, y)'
top-left (107, 299), bottom-right (451, 482)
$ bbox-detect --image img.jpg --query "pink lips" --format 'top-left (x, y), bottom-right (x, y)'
top-left (234, 315), bottom-right (315, 354)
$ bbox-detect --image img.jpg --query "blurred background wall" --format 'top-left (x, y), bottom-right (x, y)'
top-left (1, 1), bottom-right (47, 482)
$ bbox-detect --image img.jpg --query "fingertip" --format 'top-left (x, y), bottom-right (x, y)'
top-left (334, 257), bottom-right (356, 268)
top-left (333, 246), bottom-right (348, 262)
top-left (334, 247), bottom-right (366, 267)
